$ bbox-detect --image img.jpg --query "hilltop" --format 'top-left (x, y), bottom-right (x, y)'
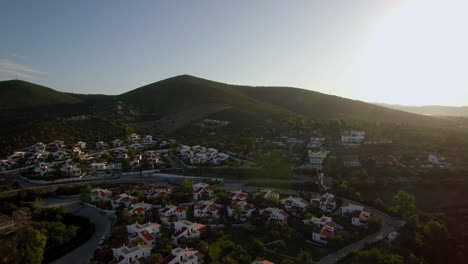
top-left (375, 103), bottom-right (468, 117)
top-left (118, 75), bottom-right (453, 127)
top-left (0, 80), bottom-right (82, 110)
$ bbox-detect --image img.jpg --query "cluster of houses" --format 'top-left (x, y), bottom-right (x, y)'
top-left (341, 130), bottom-right (366, 148)
top-left (93, 181), bottom-right (374, 262)
top-left (178, 145), bottom-right (230, 165)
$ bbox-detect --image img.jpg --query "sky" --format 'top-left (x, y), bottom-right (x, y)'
top-left (1, 0), bottom-right (468, 106)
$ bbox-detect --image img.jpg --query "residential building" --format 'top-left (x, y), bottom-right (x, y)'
top-left (308, 150), bottom-right (331, 170)
top-left (229, 190), bottom-right (249, 202)
top-left (252, 261), bottom-right (275, 264)
top-left (111, 193), bottom-right (137, 209)
top-left (91, 188), bottom-right (112, 202)
top-left (126, 222), bottom-right (161, 246)
top-left (172, 220), bottom-right (209, 244)
top-left (111, 244), bottom-right (152, 264)
top-left (255, 189), bottom-right (280, 200)
top-left (159, 205), bottom-right (187, 224)
top-left (160, 247), bottom-right (204, 264)
top-left (341, 130), bottom-right (365, 148)
top-left (193, 200), bottom-right (221, 219)
top-left (95, 141), bottom-right (108, 150)
top-left (129, 202), bottom-right (153, 216)
top-left (308, 137), bottom-right (325, 149)
top-left (112, 139), bottom-right (125, 147)
top-left (341, 203), bottom-right (371, 227)
top-left (192, 183), bottom-right (214, 200)
top-left (311, 193), bottom-right (337, 213)
top-left (90, 162), bottom-right (106, 171)
top-left (308, 215), bottom-right (336, 244)
top-left (280, 196), bottom-right (310, 215)
top-left (147, 186), bottom-right (172, 199)
top-left (227, 200), bottom-right (256, 221)
top-left (260, 208), bottom-right (289, 224)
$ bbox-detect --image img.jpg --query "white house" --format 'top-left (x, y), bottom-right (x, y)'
top-left (60, 160), bottom-right (82, 177)
top-left (260, 207), bottom-right (289, 224)
top-left (172, 220), bottom-right (209, 244)
top-left (341, 203), bottom-right (371, 227)
top-left (143, 135), bottom-right (153, 144)
top-left (90, 162), bottom-right (107, 171)
top-left (75, 141), bottom-right (87, 149)
top-left (227, 201), bottom-right (256, 221)
top-left (126, 222), bottom-right (161, 246)
top-left (341, 131), bottom-right (365, 148)
top-left (147, 186), bottom-right (172, 199)
top-left (255, 189), bottom-right (280, 200)
top-left (229, 190), bottom-right (249, 202)
top-left (34, 162), bottom-right (52, 176)
top-left (308, 150), bottom-right (331, 170)
top-left (160, 247), bottom-right (204, 264)
top-left (193, 200), bottom-right (221, 220)
top-left (112, 139), bottom-right (125, 147)
top-left (308, 137), bottom-right (325, 150)
top-left (52, 151), bottom-right (69, 160)
top-left (311, 193), bottom-right (337, 213)
top-left (159, 205), bottom-right (187, 224)
top-left (128, 133), bottom-right (141, 142)
top-left (111, 244), bottom-right (152, 264)
top-left (95, 141), bottom-right (108, 150)
top-left (309, 215), bottom-right (336, 244)
top-left (91, 188), bottom-right (112, 202)
top-left (111, 193), bottom-right (137, 209)
top-left (129, 202), bottom-right (153, 216)
top-left (280, 196), bottom-right (310, 215)
top-left (192, 183), bottom-right (214, 200)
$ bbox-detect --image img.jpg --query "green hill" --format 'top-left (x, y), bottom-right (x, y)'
top-left (119, 75), bottom-right (453, 127)
top-left (0, 80), bottom-right (81, 109)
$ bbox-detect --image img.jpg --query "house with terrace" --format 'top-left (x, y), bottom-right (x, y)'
top-left (229, 190), bottom-right (249, 202)
top-left (34, 162), bottom-right (52, 176)
top-left (112, 139), bottom-right (125, 147)
top-left (227, 200), bottom-right (256, 222)
top-left (306, 215), bottom-right (337, 244)
top-left (90, 162), bottom-right (107, 171)
top-left (255, 189), bottom-right (280, 200)
top-left (75, 141), bottom-right (86, 149)
top-left (171, 220), bottom-right (209, 245)
top-left (129, 202), bottom-right (153, 216)
top-left (95, 141), bottom-right (108, 150)
top-left (126, 222), bottom-right (161, 246)
top-left (111, 193), bottom-right (137, 209)
top-left (91, 188), bottom-right (112, 202)
top-left (280, 196), bottom-right (310, 215)
top-left (52, 151), bottom-right (69, 160)
top-left (147, 186), bottom-right (172, 199)
top-left (311, 193), bottom-right (337, 213)
top-left (159, 205), bottom-right (187, 225)
top-left (259, 207), bottom-right (289, 224)
top-left (111, 244), bottom-right (152, 264)
top-left (341, 203), bottom-right (371, 227)
top-left (194, 200), bottom-right (222, 220)
top-left (342, 155), bottom-right (361, 168)
top-left (143, 135), bottom-right (153, 144)
top-left (60, 160), bottom-right (81, 177)
top-left (160, 247), bottom-right (204, 264)
top-left (341, 130), bottom-right (365, 148)
top-left (192, 183), bottom-right (214, 200)
top-left (128, 133), bottom-right (141, 142)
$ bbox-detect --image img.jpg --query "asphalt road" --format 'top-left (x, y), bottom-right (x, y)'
top-left (43, 197), bottom-right (113, 264)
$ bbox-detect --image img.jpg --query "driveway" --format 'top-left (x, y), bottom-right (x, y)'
top-left (43, 197), bottom-right (113, 264)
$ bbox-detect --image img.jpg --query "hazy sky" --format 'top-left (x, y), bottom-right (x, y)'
top-left (1, 0), bottom-right (467, 106)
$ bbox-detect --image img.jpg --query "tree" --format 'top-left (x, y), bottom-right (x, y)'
top-left (391, 190), bottom-right (416, 219)
top-left (14, 227), bottom-right (46, 264)
top-left (251, 239), bottom-right (264, 254)
top-left (351, 248), bottom-right (403, 264)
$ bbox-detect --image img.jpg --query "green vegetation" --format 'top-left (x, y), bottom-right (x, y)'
top-left (0, 80), bottom-right (81, 110)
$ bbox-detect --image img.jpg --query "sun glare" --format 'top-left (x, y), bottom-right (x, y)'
top-left (361, 0), bottom-right (468, 106)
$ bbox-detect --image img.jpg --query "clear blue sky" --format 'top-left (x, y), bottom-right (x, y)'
top-left (1, 0), bottom-right (467, 106)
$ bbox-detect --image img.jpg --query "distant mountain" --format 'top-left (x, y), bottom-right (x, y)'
top-left (0, 80), bottom-right (81, 110)
top-left (119, 75), bottom-right (453, 127)
top-left (375, 103), bottom-right (468, 117)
